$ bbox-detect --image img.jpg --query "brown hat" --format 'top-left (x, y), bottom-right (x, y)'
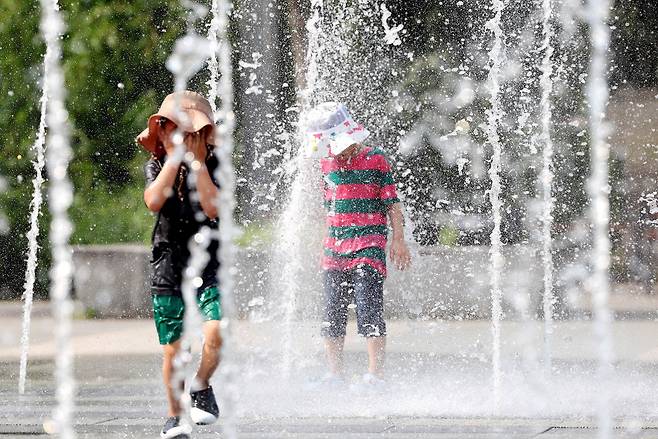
top-left (136, 91), bottom-right (216, 155)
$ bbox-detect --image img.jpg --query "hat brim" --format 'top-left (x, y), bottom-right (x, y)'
top-left (329, 127), bottom-right (370, 156)
top-left (136, 108), bottom-right (216, 155)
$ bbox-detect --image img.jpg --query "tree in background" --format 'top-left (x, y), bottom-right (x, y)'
top-left (0, 0), bottom-right (189, 298)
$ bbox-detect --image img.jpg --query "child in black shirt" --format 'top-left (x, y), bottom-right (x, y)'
top-left (137, 91), bottom-right (222, 439)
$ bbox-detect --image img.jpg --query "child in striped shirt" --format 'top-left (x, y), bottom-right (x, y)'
top-left (304, 102), bottom-right (411, 386)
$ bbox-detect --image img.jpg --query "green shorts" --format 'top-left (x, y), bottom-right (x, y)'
top-left (152, 286), bottom-right (222, 345)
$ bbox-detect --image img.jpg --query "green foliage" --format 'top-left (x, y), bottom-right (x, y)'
top-left (83, 306), bottom-right (98, 320)
top-left (69, 181), bottom-right (154, 245)
top-left (0, 0), bottom-right (189, 298)
top-left (0, 1), bottom-right (48, 299)
top-left (234, 221), bottom-right (274, 249)
top-left (438, 226), bottom-right (459, 247)
top-left (62, 0), bottom-right (187, 186)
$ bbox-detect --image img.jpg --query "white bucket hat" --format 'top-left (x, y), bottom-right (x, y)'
top-left (302, 102), bottom-right (370, 158)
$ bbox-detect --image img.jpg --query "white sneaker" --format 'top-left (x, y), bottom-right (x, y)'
top-left (350, 373), bottom-right (387, 394)
top-left (160, 416), bottom-right (192, 439)
top-left (305, 373), bottom-right (347, 391)
top-left (189, 386), bottom-right (219, 425)
top-left (362, 373), bottom-right (386, 386)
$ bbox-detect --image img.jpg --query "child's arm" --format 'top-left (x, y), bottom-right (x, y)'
top-left (379, 151), bottom-right (411, 271)
top-left (188, 130), bottom-right (219, 219)
top-left (194, 165), bottom-right (219, 219)
top-left (144, 159), bottom-right (179, 213)
top-left (387, 202), bottom-right (411, 271)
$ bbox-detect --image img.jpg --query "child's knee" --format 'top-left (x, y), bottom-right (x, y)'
top-left (203, 321), bottom-right (223, 351)
top-left (205, 331), bottom-right (223, 351)
top-left (162, 341), bottom-right (181, 359)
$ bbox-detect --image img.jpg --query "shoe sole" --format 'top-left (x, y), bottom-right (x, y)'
top-left (190, 407), bottom-right (218, 425)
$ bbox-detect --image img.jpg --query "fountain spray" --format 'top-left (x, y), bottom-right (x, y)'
top-left (539, 0), bottom-right (556, 374)
top-left (585, 0), bottom-right (614, 436)
top-left (176, 225), bottom-right (212, 435)
top-left (164, 3), bottom-right (214, 432)
top-left (277, 0), bottom-right (325, 377)
top-left (18, 45), bottom-right (50, 396)
top-left (38, 0), bottom-right (76, 436)
top-left (208, 0), bottom-right (240, 437)
top-left (485, 0), bottom-right (507, 415)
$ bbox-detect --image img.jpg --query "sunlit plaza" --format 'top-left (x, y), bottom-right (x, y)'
top-left (1, 0), bottom-right (658, 438)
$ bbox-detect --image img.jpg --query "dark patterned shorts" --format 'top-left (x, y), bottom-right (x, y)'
top-left (322, 267), bottom-right (386, 337)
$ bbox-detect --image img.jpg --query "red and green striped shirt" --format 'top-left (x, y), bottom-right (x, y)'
top-left (321, 146), bottom-right (399, 277)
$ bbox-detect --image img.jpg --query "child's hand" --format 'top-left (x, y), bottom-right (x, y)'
top-left (185, 129), bottom-right (209, 162)
top-left (163, 137), bottom-right (177, 158)
top-left (158, 121), bottom-right (177, 157)
top-left (389, 237), bottom-right (411, 271)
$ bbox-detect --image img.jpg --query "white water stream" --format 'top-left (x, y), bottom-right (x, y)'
top-left (165, 5), bottom-right (213, 431)
top-left (39, 0), bottom-right (76, 437)
top-left (276, 0), bottom-right (325, 377)
top-left (18, 44), bottom-right (50, 396)
top-left (208, 0), bottom-right (240, 437)
top-left (539, 0), bottom-right (556, 374)
top-left (585, 0), bottom-right (614, 436)
top-left (484, 0), bottom-right (506, 414)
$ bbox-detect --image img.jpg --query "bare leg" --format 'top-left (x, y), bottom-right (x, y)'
top-left (162, 340), bottom-right (183, 417)
top-left (366, 336), bottom-right (386, 377)
top-left (324, 336), bottom-right (345, 376)
top-left (194, 320), bottom-right (222, 389)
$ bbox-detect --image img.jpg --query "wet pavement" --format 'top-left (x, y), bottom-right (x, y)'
top-left (1, 302), bottom-right (658, 438)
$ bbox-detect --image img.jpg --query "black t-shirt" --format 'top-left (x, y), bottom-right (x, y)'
top-left (144, 154), bottom-right (220, 296)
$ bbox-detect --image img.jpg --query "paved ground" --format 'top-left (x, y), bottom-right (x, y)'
top-left (1, 302), bottom-right (658, 438)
